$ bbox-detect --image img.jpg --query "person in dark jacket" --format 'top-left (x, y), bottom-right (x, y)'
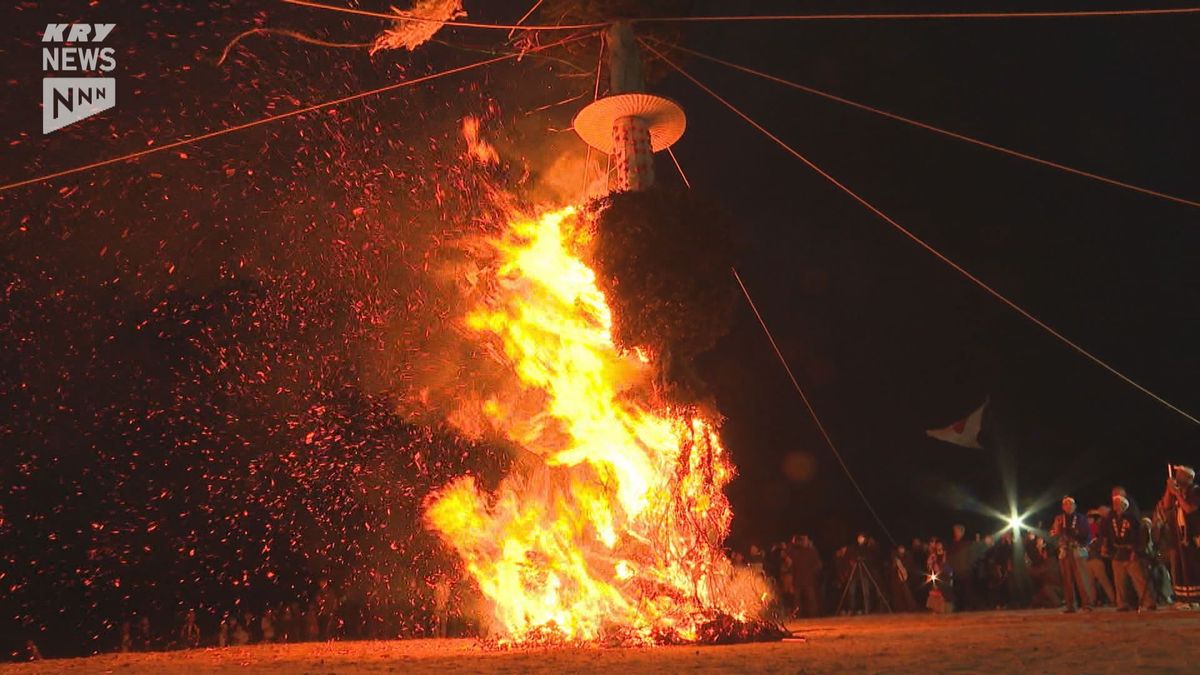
top-left (1144, 515), bottom-right (1174, 605)
top-left (900, 542), bottom-right (923, 606)
top-left (849, 533), bottom-right (878, 612)
top-left (982, 534), bottom-right (1011, 608)
top-left (1050, 496), bottom-right (1093, 612)
top-left (1027, 536), bottom-right (1062, 609)
top-left (833, 546), bottom-right (852, 614)
top-left (134, 615), bottom-right (153, 651)
top-left (747, 544), bottom-right (766, 572)
top-left (764, 542), bottom-right (785, 592)
top-left (179, 609), bottom-right (200, 649)
top-left (844, 534), bottom-right (874, 614)
top-left (925, 540), bottom-right (954, 613)
top-left (789, 535), bottom-right (823, 617)
top-left (886, 545), bottom-right (917, 612)
top-left (946, 525), bottom-right (980, 611)
top-left (1085, 507), bottom-right (1116, 606)
top-left (865, 536), bottom-right (886, 608)
top-left (1103, 494), bottom-right (1156, 611)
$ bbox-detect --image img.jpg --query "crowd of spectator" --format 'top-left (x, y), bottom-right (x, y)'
top-left (18, 468), bottom-right (1197, 661)
top-left (738, 465), bottom-right (1200, 617)
top-left (50, 575), bottom-right (463, 660)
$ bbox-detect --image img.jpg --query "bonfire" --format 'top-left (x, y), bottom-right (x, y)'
top-left (423, 127), bottom-right (774, 645)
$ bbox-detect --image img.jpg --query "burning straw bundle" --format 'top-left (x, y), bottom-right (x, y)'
top-left (588, 186), bottom-right (739, 403)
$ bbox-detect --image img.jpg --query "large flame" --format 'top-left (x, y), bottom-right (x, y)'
top-left (425, 138), bottom-right (765, 644)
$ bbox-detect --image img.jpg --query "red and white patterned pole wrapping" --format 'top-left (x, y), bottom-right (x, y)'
top-left (612, 115), bottom-right (654, 192)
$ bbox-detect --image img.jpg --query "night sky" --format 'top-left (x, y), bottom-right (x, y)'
top-left (671, 0), bottom-right (1200, 550)
top-left (2, 0), bottom-right (1198, 657)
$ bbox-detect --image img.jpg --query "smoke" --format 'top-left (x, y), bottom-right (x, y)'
top-left (370, 116), bottom-right (587, 450)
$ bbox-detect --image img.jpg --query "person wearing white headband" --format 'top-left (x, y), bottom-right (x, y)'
top-left (1050, 496), bottom-right (1093, 613)
top-left (1159, 465), bottom-right (1200, 607)
top-left (1104, 493), bottom-right (1156, 611)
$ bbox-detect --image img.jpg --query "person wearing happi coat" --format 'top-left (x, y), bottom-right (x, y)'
top-left (1050, 496), bottom-right (1093, 612)
top-left (1157, 465), bottom-right (1200, 607)
top-left (1103, 494), bottom-right (1156, 611)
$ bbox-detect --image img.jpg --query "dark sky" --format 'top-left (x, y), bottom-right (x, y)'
top-left (1, 0), bottom-right (1198, 655)
top-left (664, 0), bottom-right (1200, 550)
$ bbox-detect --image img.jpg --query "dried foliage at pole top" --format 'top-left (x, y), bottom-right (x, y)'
top-left (371, 0), bottom-right (466, 54)
top-left (588, 186), bottom-right (738, 402)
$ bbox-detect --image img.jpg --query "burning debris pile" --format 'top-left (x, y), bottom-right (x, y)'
top-left (419, 127), bottom-right (771, 644)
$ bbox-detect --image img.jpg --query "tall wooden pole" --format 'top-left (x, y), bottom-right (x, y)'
top-left (607, 22), bottom-right (654, 192)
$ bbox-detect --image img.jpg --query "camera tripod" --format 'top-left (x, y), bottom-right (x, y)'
top-left (835, 559), bottom-right (893, 615)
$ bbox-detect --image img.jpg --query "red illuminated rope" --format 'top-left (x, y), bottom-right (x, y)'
top-left (733, 268), bottom-right (899, 547)
top-left (647, 38), bottom-right (1200, 210)
top-left (217, 28), bottom-right (372, 66)
top-left (642, 40), bottom-right (1200, 427)
top-left (665, 147), bottom-right (690, 189)
top-left (635, 7), bottom-right (1200, 23)
top-left (0, 33), bottom-right (590, 193)
top-left (509, 0), bottom-right (548, 39)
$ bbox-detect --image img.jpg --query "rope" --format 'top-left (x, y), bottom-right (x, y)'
top-left (509, 0), bottom-right (547, 39)
top-left (0, 33), bottom-right (589, 194)
top-left (580, 32), bottom-right (605, 201)
top-left (636, 7), bottom-right (1200, 23)
top-left (666, 146), bottom-right (691, 188)
top-left (642, 41), bottom-right (1200, 427)
top-left (733, 267), bottom-right (899, 547)
top-left (217, 28), bottom-right (371, 66)
top-left (282, 0), bottom-right (607, 30)
top-left (284, 1), bottom-right (1200, 30)
top-left (429, 38), bottom-right (587, 72)
top-left (647, 39), bottom-right (1200, 210)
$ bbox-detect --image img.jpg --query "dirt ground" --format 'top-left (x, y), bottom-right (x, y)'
top-left (5, 609), bottom-right (1198, 674)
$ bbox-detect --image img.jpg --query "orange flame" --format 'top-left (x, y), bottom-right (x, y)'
top-left (425, 174), bottom-right (766, 644)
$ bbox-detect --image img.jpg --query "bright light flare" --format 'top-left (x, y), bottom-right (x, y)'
top-left (1005, 513), bottom-right (1026, 532)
